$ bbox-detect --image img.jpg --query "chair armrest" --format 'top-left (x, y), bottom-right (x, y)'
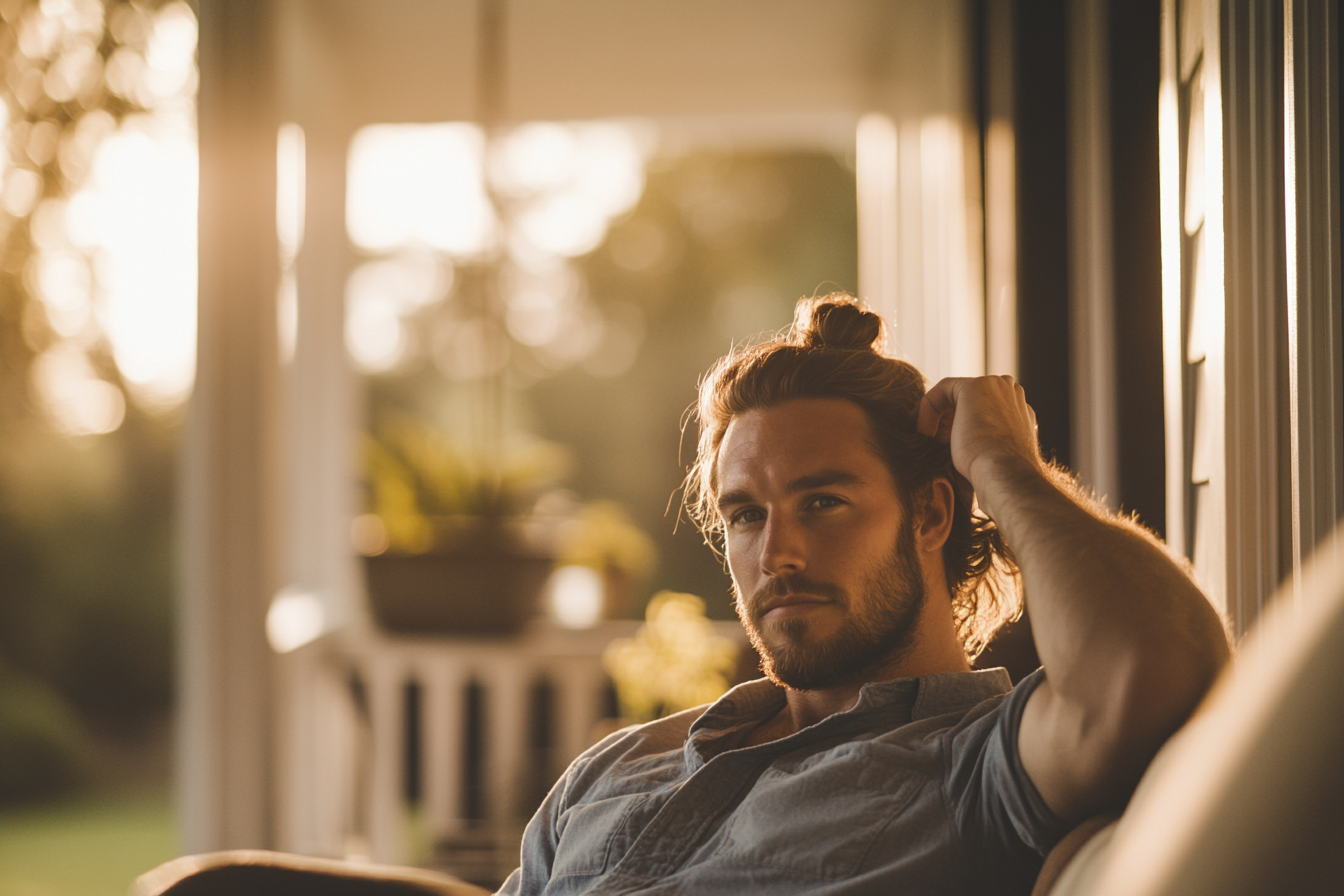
top-left (131, 850), bottom-right (493, 896)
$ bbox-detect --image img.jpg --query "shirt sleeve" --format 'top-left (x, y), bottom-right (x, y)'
top-left (494, 716), bottom-right (684, 895)
top-left (495, 754), bottom-right (580, 896)
top-left (943, 667), bottom-right (1073, 878)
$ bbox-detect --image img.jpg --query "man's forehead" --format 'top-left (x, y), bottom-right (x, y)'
top-left (715, 398), bottom-right (887, 490)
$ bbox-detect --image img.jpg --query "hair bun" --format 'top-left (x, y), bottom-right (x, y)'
top-left (791, 293), bottom-right (885, 352)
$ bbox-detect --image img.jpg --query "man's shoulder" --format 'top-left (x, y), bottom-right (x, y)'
top-left (563, 680), bottom-right (785, 798)
top-left (574, 704), bottom-right (706, 774)
top-left (552, 705), bottom-right (705, 810)
top-left (591, 704), bottom-right (705, 756)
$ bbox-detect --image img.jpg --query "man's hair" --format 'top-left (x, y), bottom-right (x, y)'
top-left (683, 293), bottom-right (1021, 660)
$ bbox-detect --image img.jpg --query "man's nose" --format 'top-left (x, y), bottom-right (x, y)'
top-left (760, 513), bottom-right (806, 576)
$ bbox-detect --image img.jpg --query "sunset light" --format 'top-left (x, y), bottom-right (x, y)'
top-left (17, 0), bottom-right (199, 432)
top-left (344, 118), bottom-right (652, 377)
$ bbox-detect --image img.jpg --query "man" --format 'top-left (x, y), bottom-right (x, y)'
top-left (498, 294), bottom-right (1229, 895)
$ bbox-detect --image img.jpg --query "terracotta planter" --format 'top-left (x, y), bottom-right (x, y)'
top-left (364, 542), bottom-right (552, 635)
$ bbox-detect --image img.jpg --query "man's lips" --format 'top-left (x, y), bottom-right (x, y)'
top-left (759, 594), bottom-right (833, 619)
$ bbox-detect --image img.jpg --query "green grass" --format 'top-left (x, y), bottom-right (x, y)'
top-left (0, 786), bottom-right (177, 896)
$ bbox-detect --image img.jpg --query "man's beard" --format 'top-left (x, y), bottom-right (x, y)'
top-left (735, 525), bottom-right (927, 691)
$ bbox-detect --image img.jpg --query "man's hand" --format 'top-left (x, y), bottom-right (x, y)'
top-left (918, 376), bottom-right (1230, 823)
top-left (917, 376), bottom-right (1041, 521)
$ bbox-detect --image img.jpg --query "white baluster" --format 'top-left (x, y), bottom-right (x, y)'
top-left (292, 625), bottom-right (654, 868)
top-left (320, 658), bottom-right (360, 857)
top-left (483, 652), bottom-right (529, 823)
top-left (422, 656), bottom-right (467, 840)
top-left (552, 658), bottom-right (609, 773)
top-left (365, 655), bottom-right (405, 864)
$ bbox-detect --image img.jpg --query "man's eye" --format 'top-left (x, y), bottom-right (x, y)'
top-left (808, 495), bottom-right (844, 510)
top-left (730, 508), bottom-right (765, 526)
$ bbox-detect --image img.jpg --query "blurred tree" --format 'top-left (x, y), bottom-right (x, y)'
top-left (0, 0), bottom-right (160, 431)
top-left (0, 670), bottom-right (91, 801)
top-left (0, 0), bottom-right (184, 801)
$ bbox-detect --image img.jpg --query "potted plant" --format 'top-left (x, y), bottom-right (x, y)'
top-left (359, 415), bottom-right (569, 635)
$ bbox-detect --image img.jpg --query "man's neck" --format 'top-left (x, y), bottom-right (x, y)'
top-left (745, 646), bottom-right (972, 747)
top-left (779, 682), bottom-right (869, 733)
top-left (743, 576), bottom-right (973, 746)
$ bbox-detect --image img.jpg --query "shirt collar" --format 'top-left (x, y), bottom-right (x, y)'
top-left (909, 667), bottom-right (1014, 719)
top-left (684, 667), bottom-right (1015, 763)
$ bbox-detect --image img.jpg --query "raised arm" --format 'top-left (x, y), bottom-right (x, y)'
top-left (919, 376), bottom-right (1230, 822)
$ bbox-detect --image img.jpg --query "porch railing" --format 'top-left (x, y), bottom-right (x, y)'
top-left (275, 619), bottom-right (744, 885)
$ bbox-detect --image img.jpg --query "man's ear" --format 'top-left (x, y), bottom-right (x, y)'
top-left (916, 478), bottom-right (955, 554)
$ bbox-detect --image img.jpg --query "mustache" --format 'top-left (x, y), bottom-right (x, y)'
top-left (744, 574), bottom-right (847, 617)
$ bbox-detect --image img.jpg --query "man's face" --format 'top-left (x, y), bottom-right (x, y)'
top-left (715, 398), bottom-right (927, 690)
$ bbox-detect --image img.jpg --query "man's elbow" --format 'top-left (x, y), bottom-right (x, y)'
top-left (1127, 585), bottom-right (1233, 753)
top-left (1084, 631), bottom-right (1230, 810)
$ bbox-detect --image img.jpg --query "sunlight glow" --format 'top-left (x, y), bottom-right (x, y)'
top-left (347, 123), bottom-right (496, 255)
top-left (267, 587), bottom-right (326, 654)
top-left (2, 166), bottom-right (41, 217)
top-left (24, 0), bottom-right (199, 429)
top-left (276, 123), bottom-right (305, 364)
top-left (856, 112), bottom-right (898, 328)
top-left (71, 116), bottom-right (197, 410)
top-left (345, 120), bottom-right (651, 375)
top-left (515, 189), bottom-right (610, 258)
top-left (31, 342), bottom-right (125, 436)
top-left (141, 1), bottom-right (196, 102)
top-left (548, 564), bottom-right (604, 629)
top-left (496, 122), bottom-right (646, 259)
top-left (276, 123), bottom-right (306, 265)
top-left (31, 248), bottom-right (92, 337)
top-left (345, 251), bottom-right (451, 373)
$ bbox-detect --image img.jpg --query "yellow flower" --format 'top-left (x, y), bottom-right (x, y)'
top-left (603, 592), bottom-right (738, 722)
top-left (557, 500), bottom-right (657, 580)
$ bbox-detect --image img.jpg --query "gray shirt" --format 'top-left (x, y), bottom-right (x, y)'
top-left (497, 667), bottom-right (1069, 895)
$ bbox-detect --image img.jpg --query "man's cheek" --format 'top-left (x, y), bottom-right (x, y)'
top-left (725, 563), bottom-right (754, 617)
top-left (728, 572), bottom-right (748, 610)
top-left (724, 539), bottom-right (749, 584)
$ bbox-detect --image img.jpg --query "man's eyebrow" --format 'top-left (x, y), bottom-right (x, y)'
top-left (717, 489), bottom-right (753, 510)
top-left (787, 470), bottom-right (864, 492)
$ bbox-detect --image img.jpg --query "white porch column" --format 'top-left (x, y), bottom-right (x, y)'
top-left (277, 13), bottom-right (361, 641)
top-left (269, 0), bottom-right (366, 853)
top-left (182, 0), bottom-right (282, 852)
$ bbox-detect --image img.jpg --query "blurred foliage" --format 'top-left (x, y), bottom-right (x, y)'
top-left (0, 669), bottom-right (91, 802)
top-left (370, 149), bottom-right (858, 618)
top-left (0, 0), bottom-right (180, 804)
top-left (556, 499), bottom-right (656, 582)
top-left (602, 591), bottom-right (738, 722)
top-left (365, 412), bottom-right (572, 552)
top-left (0, 409), bottom-right (175, 730)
